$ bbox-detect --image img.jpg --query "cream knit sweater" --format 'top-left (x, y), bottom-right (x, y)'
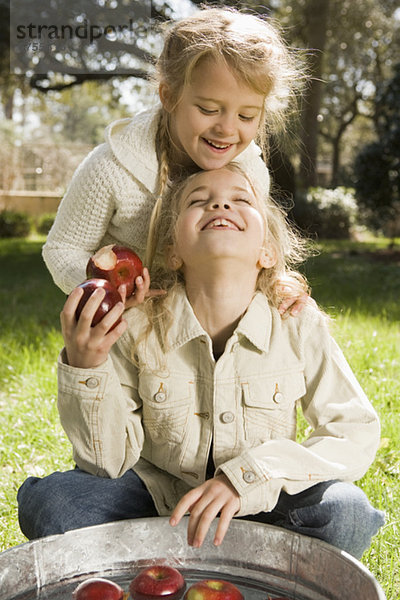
top-left (43, 104), bottom-right (271, 294)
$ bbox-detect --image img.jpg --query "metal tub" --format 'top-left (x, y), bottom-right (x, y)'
top-left (0, 517), bottom-right (385, 600)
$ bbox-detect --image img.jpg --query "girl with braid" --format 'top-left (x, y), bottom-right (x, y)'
top-left (42, 6), bottom-right (308, 315)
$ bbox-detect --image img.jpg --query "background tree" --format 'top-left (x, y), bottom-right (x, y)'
top-left (354, 63), bottom-right (400, 241)
top-left (318, 0), bottom-right (399, 188)
top-left (275, 0), bottom-right (399, 189)
top-left (2, 0), bottom-right (399, 200)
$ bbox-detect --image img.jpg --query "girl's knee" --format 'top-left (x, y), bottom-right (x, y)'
top-left (17, 471), bottom-right (85, 539)
top-left (288, 481), bottom-right (385, 558)
top-left (322, 481), bottom-right (381, 525)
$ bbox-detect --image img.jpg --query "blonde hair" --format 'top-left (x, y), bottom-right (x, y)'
top-left (135, 165), bottom-right (312, 366)
top-left (145, 6), bottom-right (305, 268)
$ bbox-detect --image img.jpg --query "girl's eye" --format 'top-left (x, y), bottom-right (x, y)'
top-left (235, 198), bottom-right (252, 205)
top-left (239, 114), bottom-right (256, 122)
top-left (188, 198), bottom-right (206, 206)
top-left (198, 106), bottom-right (218, 115)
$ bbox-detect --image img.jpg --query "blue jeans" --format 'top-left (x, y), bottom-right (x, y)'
top-left (17, 469), bottom-right (384, 559)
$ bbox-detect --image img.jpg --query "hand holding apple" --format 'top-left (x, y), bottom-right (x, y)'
top-left (60, 282), bottom-right (126, 369)
top-left (129, 565), bottom-right (185, 600)
top-left (184, 580), bottom-right (243, 600)
top-left (75, 279), bottom-right (123, 329)
top-left (86, 245), bottom-right (143, 298)
top-left (86, 245), bottom-right (166, 309)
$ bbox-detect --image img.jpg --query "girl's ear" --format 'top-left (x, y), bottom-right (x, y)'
top-left (166, 246), bottom-right (183, 271)
top-left (159, 82), bottom-right (173, 112)
top-left (257, 244), bottom-right (277, 269)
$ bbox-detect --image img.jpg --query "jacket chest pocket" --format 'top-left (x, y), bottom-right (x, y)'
top-left (139, 374), bottom-right (193, 445)
top-left (241, 371), bottom-right (305, 442)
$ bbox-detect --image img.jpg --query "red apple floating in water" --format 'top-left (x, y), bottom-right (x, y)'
top-left (184, 580), bottom-right (243, 600)
top-left (129, 565), bottom-right (185, 600)
top-left (73, 577), bottom-right (125, 600)
top-left (75, 278), bottom-right (123, 329)
top-left (87, 245), bottom-right (143, 297)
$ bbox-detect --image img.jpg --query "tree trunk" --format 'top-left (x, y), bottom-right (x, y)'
top-left (330, 136), bottom-right (341, 188)
top-left (298, 0), bottom-right (330, 189)
top-left (4, 91), bottom-right (14, 120)
top-left (329, 97), bottom-right (359, 187)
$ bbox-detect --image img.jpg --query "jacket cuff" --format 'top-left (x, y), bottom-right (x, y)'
top-left (57, 350), bottom-right (112, 399)
top-left (216, 452), bottom-right (277, 516)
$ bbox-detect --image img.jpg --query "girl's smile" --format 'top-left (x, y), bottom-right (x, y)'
top-left (160, 57), bottom-right (264, 171)
top-left (201, 216), bottom-right (243, 231)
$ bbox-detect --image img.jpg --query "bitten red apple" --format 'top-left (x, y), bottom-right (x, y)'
top-left (86, 245), bottom-right (143, 297)
top-left (73, 577), bottom-right (125, 600)
top-left (184, 580), bottom-right (243, 600)
top-left (75, 278), bottom-right (123, 329)
top-left (129, 565), bottom-right (185, 600)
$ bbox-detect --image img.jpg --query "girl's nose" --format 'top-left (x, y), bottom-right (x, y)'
top-left (211, 201), bottom-right (231, 210)
top-left (213, 113), bottom-right (236, 137)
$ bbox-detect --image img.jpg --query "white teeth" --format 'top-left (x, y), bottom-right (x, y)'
top-left (206, 218), bottom-right (238, 230)
top-left (206, 139), bottom-right (230, 149)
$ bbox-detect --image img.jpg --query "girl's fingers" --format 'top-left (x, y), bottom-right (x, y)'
top-left (213, 502), bottom-right (239, 546)
top-left (278, 296), bottom-right (296, 315)
top-left (187, 497), bottom-right (221, 547)
top-left (61, 286), bottom-right (84, 321)
top-left (171, 477), bottom-right (240, 548)
top-left (279, 291), bottom-right (313, 316)
top-left (119, 268), bottom-right (167, 309)
top-left (170, 489), bottom-right (200, 527)
top-left (92, 301), bottom-right (126, 336)
top-left (72, 287), bottom-right (106, 331)
top-left (118, 284), bottom-right (127, 303)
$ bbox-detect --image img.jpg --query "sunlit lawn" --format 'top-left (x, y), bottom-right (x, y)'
top-left (0, 236), bottom-right (399, 599)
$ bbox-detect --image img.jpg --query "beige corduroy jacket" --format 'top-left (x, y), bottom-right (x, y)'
top-left (57, 287), bottom-right (380, 517)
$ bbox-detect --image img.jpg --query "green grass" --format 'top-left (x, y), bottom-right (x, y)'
top-left (0, 236), bottom-right (399, 598)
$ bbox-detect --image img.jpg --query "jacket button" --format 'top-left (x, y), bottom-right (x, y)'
top-left (243, 470), bottom-right (256, 484)
top-left (273, 391), bottom-right (283, 404)
top-left (85, 377), bottom-right (99, 389)
top-left (154, 391), bottom-right (166, 403)
top-left (221, 411), bottom-right (235, 424)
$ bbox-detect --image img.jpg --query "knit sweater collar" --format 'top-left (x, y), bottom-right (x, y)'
top-left (104, 104), bottom-right (161, 195)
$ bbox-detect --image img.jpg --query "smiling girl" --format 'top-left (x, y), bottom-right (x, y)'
top-left (18, 166), bottom-right (384, 558)
top-left (42, 6), bottom-right (305, 314)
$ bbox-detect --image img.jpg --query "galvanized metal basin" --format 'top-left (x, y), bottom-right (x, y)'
top-left (0, 517), bottom-right (385, 600)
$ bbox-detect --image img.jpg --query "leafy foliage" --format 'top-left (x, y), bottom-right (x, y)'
top-left (35, 212), bottom-right (56, 235)
top-left (354, 63), bottom-right (400, 236)
top-left (0, 210), bottom-right (31, 238)
top-left (291, 186), bottom-right (358, 239)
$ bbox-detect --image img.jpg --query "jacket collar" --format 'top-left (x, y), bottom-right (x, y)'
top-left (235, 292), bottom-right (272, 353)
top-left (104, 104), bottom-right (161, 194)
top-left (167, 286), bottom-right (272, 354)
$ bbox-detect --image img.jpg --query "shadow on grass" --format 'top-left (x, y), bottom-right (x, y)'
top-left (0, 238), bottom-right (66, 343)
top-left (302, 245), bottom-right (400, 322)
